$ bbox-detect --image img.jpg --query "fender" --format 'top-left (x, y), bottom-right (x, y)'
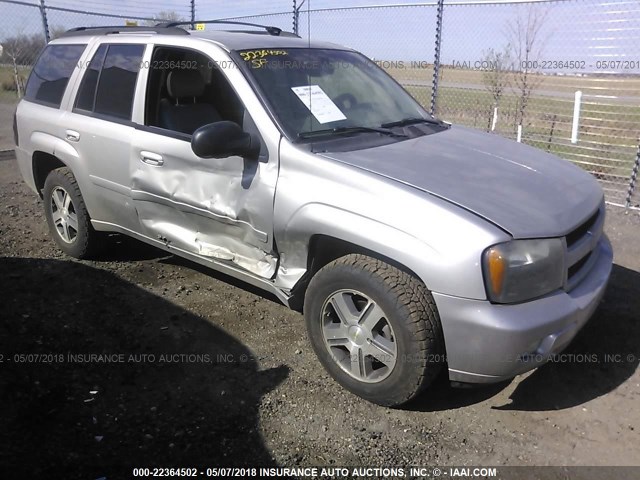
top-left (274, 138), bottom-right (507, 301)
top-left (275, 202), bottom-right (443, 293)
top-left (30, 131), bottom-right (79, 165)
top-left (29, 131), bottom-right (100, 219)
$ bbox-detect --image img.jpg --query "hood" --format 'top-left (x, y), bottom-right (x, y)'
top-left (320, 125), bottom-right (603, 238)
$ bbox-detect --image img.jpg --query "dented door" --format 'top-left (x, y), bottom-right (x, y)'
top-left (130, 129), bottom-right (278, 278)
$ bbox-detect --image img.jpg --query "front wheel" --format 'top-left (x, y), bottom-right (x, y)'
top-left (304, 254), bottom-right (445, 407)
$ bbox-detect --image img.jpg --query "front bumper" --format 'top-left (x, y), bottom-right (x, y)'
top-left (433, 235), bottom-right (613, 384)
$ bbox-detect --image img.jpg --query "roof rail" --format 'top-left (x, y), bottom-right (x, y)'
top-left (59, 26), bottom-right (189, 38)
top-left (158, 20), bottom-right (285, 36)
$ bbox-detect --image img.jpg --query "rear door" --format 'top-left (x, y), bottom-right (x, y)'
top-left (63, 41), bottom-right (146, 232)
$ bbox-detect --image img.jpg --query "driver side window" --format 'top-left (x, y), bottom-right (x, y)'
top-left (144, 47), bottom-right (246, 137)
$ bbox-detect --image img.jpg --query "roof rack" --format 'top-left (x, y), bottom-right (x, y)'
top-left (60, 26), bottom-right (189, 38)
top-left (59, 21), bottom-right (296, 39)
top-left (219, 30), bottom-right (299, 38)
top-left (158, 20), bottom-right (285, 36)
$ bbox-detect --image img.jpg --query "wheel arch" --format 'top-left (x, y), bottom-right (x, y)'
top-left (32, 151), bottom-right (67, 198)
top-left (30, 131), bottom-right (80, 198)
top-left (288, 233), bottom-right (430, 312)
top-left (278, 204), bottom-right (441, 311)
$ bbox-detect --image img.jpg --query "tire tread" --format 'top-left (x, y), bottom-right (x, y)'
top-left (43, 167), bottom-right (104, 259)
top-left (307, 253), bottom-right (445, 405)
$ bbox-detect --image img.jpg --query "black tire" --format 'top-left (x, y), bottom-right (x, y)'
top-left (43, 167), bottom-right (104, 259)
top-left (304, 254), bottom-right (445, 407)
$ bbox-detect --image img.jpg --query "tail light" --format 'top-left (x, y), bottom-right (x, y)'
top-left (13, 108), bottom-right (19, 147)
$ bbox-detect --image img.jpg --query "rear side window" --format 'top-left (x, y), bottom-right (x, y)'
top-left (24, 44), bottom-right (86, 108)
top-left (74, 44), bottom-right (145, 121)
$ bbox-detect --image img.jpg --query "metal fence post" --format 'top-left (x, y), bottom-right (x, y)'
top-left (38, 0), bottom-right (51, 43)
top-left (430, 0), bottom-right (445, 116)
top-left (625, 139), bottom-right (640, 208)
top-left (190, 0), bottom-right (195, 27)
top-left (293, 0), bottom-right (298, 35)
top-left (293, 0), bottom-right (306, 36)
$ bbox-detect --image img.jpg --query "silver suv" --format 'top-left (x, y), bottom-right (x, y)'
top-left (14, 22), bottom-right (612, 406)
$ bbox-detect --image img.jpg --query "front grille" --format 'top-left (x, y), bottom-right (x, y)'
top-left (566, 209), bottom-right (599, 248)
top-left (564, 203), bottom-right (604, 291)
top-left (568, 251), bottom-right (592, 279)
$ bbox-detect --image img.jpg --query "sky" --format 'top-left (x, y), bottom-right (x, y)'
top-left (1, 0), bottom-right (639, 74)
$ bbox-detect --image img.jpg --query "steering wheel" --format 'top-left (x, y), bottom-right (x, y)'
top-left (333, 93), bottom-right (358, 111)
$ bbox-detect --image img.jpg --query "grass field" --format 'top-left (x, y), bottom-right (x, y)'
top-left (390, 66), bottom-right (639, 204)
top-left (389, 65), bottom-right (640, 97)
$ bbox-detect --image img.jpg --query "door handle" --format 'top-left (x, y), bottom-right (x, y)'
top-left (140, 151), bottom-right (164, 167)
top-left (65, 130), bottom-right (80, 142)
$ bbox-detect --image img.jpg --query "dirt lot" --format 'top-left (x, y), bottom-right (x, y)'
top-left (0, 157), bottom-right (639, 478)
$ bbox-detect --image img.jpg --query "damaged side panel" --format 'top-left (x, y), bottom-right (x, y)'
top-left (130, 130), bottom-right (278, 278)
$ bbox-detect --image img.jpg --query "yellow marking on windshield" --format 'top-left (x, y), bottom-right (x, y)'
top-left (240, 50), bottom-right (289, 64)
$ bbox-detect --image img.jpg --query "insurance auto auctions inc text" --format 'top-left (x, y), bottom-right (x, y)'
top-left (373, 59), bottom-right (506, 70)
top-left (255, 467), bottom-right (498, 478)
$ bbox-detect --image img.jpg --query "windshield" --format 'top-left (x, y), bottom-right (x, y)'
top-left (237, 48), bottom-right (438, 141)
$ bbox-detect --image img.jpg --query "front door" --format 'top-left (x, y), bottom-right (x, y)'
top-left (130, 45), bottom-right (279, 278)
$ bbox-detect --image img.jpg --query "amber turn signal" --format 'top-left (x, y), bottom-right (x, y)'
top-left (486, 247), bottom-right (506, 296)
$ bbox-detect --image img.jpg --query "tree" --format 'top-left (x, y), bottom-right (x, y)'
top-left (143, 10), bottom-right (184, 26)
top-left (50, 26), bottom-right (67, 40)
top-left (1, 33), bottom-right (45, 97)
top-left (506, 5), bottom-right (551, 128)
top-left (1, 33), bottom-right (45, 65)
top-left (481, 46), bottom-right (512, 108)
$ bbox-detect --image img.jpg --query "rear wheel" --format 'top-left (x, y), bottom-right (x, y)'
top-left (43, 167), bottom-right (104, 259)
top-left (304, 254), bottom-right (445, 407)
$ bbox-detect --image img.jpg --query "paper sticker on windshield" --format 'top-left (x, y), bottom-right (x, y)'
top-left (291, 85), bottom-right (347, 124)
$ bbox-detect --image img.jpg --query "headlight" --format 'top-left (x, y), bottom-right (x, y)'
top-left (482, 238), bottom-right (565, 304)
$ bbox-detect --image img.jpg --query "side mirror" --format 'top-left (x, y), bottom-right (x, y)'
top-left (191, 121), bottom-right (260, 160)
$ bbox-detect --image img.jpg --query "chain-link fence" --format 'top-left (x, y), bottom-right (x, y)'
top-left (432, 0), bottom-right (640, 209)
top-left (295, 3), bottom-right (440, 109)
top-left (1, 0), bottom-right (639, 209)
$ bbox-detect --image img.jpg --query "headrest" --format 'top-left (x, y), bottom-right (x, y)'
top-left (166, 69), bottom-right (205, 99)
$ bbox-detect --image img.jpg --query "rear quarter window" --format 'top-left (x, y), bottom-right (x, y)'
top-left (24, 44), bottom-right (86, 108)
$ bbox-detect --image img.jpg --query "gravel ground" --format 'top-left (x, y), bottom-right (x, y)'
top-left (0, 157), bottom-right (639, 478)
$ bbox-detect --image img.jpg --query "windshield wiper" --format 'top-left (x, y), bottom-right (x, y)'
top-left (298, 125), bottom-right (407, 140)
top-left (381, 117), bottom-right (446, 128)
